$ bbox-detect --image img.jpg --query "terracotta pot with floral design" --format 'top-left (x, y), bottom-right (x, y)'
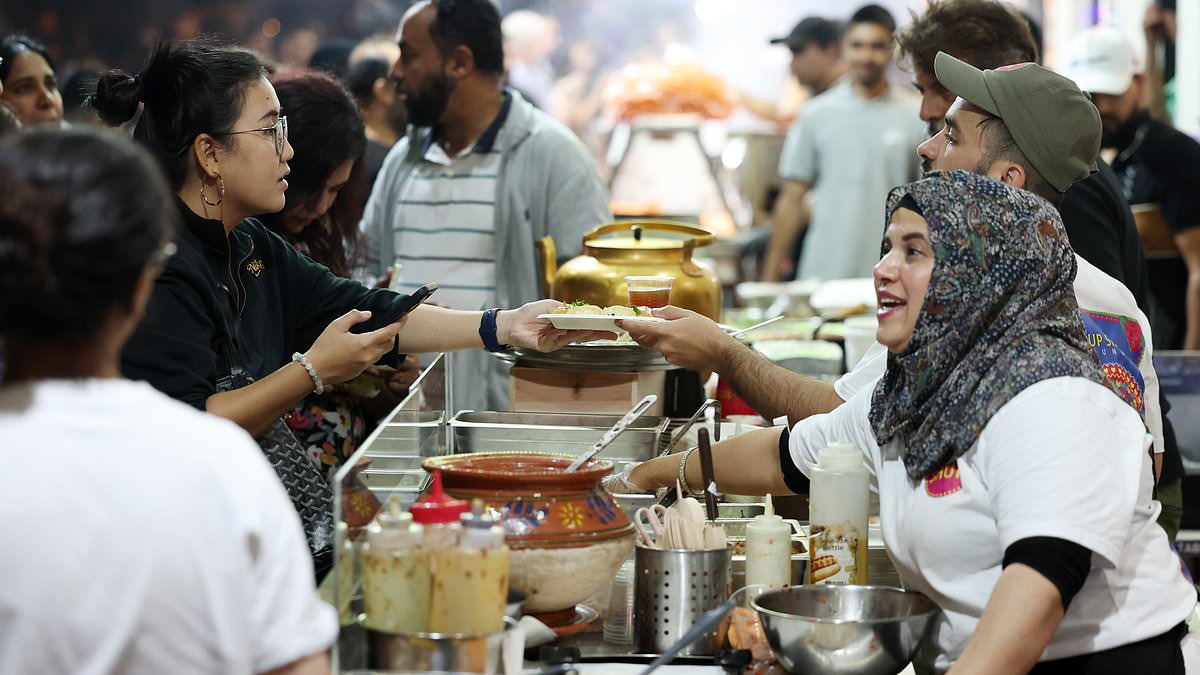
top-left (422, 452), bottom-right (634, 620)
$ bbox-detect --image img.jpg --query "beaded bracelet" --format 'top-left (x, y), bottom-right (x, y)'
top-left (292, 352), bottom-right (325, 395)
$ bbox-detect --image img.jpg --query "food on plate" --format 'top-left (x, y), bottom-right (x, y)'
top-left (551, 300), bottom-right (649, 316)
top-left (547, 301), bottom-right (654, 342)
top-left (809, 554), bottom-right (842, 582)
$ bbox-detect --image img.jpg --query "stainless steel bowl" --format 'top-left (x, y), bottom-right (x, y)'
top-left (752, 585), bottom-right (939, 675)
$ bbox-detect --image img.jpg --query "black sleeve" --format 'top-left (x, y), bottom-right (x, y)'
top-left (1002, 536), bottom-right (1092, 610)
top-left (121, 261), bottom-right (221, 410)
top-left (271, 230), bottom-right (410, 368)
top-left (1140, 125), bottom-right (1200, 234)
top-left (778, 427), bottom-right (811, 494)
top-left (1060, 170), bottom-right (1130, 287)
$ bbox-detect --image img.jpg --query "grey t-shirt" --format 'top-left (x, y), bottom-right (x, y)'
top-left (779, 82), bottom-right (926, 280)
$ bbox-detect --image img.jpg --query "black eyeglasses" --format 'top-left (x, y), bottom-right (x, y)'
top-left (217, 116), bottom-right (289, 157)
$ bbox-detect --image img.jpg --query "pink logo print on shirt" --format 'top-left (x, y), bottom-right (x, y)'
top-left (925, 461), bottom-right (964, 498)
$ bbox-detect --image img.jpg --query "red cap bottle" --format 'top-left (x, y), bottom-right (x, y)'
top-left (409, 472), bottom-right (469, 524)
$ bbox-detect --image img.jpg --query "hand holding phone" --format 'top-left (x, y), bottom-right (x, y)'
top-left (383, 282), bottom-right (438, 325)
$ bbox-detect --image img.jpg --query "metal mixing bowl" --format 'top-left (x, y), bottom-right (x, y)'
top-left (751, 585), bottom-right (939, 675)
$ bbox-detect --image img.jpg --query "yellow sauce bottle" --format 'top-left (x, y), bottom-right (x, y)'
top-left (409, 472), bottom-right (470, 632)
top-left (362, 496), bottom-right (430, 633)
top-left (428, 501), bottom-right (510, 635)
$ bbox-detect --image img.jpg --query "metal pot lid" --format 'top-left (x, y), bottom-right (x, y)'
top-left (587, 236), bottom-right (685, 251)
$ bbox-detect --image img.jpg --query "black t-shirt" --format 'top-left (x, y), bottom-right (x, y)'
top-left (1059, 160), bottom-right (1153, 311)
top-left (1111, 117), bottom-right (1200, 235)
top-left (1111, 116), bottom-right (1200, 353)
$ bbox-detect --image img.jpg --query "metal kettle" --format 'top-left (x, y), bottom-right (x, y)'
top-left (537, 221), bottom-right (721, 319)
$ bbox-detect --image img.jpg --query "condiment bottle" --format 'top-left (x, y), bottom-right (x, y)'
top-left (410, 471), bottom-right (469, 551)
top-left (362, 496), bottom-right (430, 633)
top-left (806, 443), bottom-right (869, 585)
top-left (429, 500), bottom-right (511, 635)
top-left (745, 493), bottom-right (791, 590)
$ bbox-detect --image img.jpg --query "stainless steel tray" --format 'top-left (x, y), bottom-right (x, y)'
top-left (490, 341), bottom-right (676, 371)
top-left (449, 410), bottom-right (670, 462)
top-left (361, 410), bottom-right (443, 457)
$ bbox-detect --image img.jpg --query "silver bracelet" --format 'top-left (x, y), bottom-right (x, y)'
top-left (678, 447), bottom-right (698, 495)
top-left (292, 352), bottom-right (325, 395)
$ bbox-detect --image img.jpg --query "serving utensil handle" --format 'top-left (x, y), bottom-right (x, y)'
top-left (566, 394), bottom-right (657, 472)
top-left (698, 427), bottom-right (718, 521)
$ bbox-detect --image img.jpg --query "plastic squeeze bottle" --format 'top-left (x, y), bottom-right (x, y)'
top-left (429, 500), bottom-right (511, 635)
top-left (806, 442), bottom-right (869, 585)
top-left (745, 493), bottom-right (791, 590)
top-left (410, 472), bottom-right (469, 631)
top-left (362, 496), bottom-right (430, 633)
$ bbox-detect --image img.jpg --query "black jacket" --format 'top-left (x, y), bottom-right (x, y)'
top-left (122, 200), bottom-right (408, 409)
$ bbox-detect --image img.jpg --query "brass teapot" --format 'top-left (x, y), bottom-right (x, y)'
top-left (537, 221), bottom-right (721, 319)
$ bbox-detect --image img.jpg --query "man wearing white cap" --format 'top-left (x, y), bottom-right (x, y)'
top-left (1066, 26), bottom-right (1200, 353)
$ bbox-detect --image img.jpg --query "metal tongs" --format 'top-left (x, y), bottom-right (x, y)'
top-left (566, 394), bottom-right (658, 472)
top-left (658, 400), bottom-right (722, 508)
top-left (663, 398), bottom-right (722, 455)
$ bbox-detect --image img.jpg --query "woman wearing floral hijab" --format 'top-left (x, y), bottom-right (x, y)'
top-left (615, 171), bottom-right (1196, 673)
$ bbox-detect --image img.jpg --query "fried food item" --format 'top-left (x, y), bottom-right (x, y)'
top-left (552, 302), bottom-right (648, 316)
top-left (552, 302), bottom-right (600, 315)
top-left (727, 606), bottom-right (773, 661)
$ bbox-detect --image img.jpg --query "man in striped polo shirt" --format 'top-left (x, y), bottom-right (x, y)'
top-left (362, 0), bottom-right (610, 410)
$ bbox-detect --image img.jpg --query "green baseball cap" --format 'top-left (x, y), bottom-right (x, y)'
top-left (933, 51), bottom-right (1100, 192)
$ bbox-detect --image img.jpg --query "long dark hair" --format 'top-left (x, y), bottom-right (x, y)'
top-left (87, 37), bottom-right (267, 190)
top-left (0, 127), bottom-right (176, 340)
top-left (260, 68), bottom-right (367, 277)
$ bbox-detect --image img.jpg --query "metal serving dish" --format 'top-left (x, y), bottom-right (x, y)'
top-left (449, 411), bottom-right (670, 463)
top-left (753, 339), bottom-right (843, 378)
top-left (358, 470), bottom-right (427, 490)
top-left (490, 341), bottom-right (677, 371)
top-left (752, 585), bottom-right (938, 675)
top-left (361, 410), bottom-right (443, 457)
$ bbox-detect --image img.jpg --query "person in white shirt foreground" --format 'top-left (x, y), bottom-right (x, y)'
top-left (610, 171), bottom-right (1197, 674)
top-left (0, 128), bottom-right (335, 675)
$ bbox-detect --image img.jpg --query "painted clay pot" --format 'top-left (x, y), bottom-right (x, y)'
top-left (422, 452), bottom-right (634, 619)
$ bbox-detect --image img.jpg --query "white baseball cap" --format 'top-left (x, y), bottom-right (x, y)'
top-left (1064, 26), bottom-right (1143, 96)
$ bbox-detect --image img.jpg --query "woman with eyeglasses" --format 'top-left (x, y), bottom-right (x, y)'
top-left (88, 38), bottom-right (604, 574)
top-left (0, 127), bottom-right (337, 675)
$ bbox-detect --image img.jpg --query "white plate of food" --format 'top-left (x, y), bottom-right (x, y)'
top-left (539, 313), bottom-right (666, 332)
top-left (541, 302), bottom-right (665, 332)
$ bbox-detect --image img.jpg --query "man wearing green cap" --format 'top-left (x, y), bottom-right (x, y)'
top-left (907, 50), bottom-right (1179, 524)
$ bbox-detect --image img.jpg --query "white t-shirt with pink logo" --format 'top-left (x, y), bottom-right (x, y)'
top-left (787, 376), bottom-right (1194, 671)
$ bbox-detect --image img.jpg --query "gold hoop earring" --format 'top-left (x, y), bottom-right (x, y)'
top-left (200, 175), bottom-right (225, 207)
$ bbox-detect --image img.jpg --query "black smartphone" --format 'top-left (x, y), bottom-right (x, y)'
top-left (383, 281), bottom-right (438, 325)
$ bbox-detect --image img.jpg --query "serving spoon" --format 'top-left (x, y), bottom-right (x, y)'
top-left (565, 394), bottom-right (658, 472)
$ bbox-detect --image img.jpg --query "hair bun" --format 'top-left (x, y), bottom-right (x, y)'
top-left (88, 69), bottom-right (144, 126)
